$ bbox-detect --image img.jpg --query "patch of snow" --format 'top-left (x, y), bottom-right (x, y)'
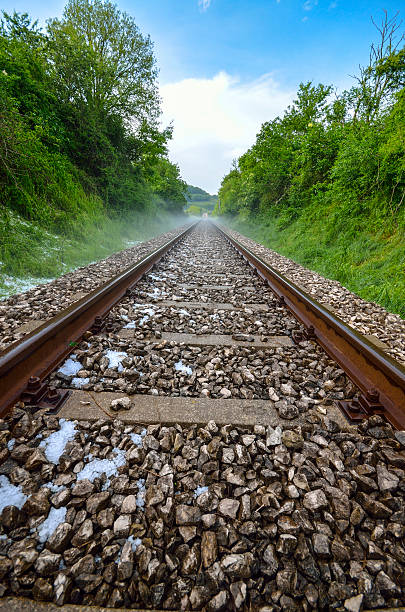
top-left (136, 478), bottom-right (146, 509)
top-left (147, 287), bottom-right (161, 298)
top-left (39, 419), bottom-right (77, 464)
top-left (129, 429), bottom-right (147, 447)
top-left (37, 507), bottom-right (67, 543)
top-left (76, 448), bottom-right (126, 482)
top-left (194, 486), bottom-right (209, 498)
top-left (0, 274), bottom-right (55, 299)
top-left (115, 535), bottom-right (142, 564)
top-left (71, 377), bottom-right (90, 388)
top-left (42, 482), bottom-right (65, 493)
top-left (0, 476), bottom-right (28, 513)
top-left (105, 350), bottom-right (128, 373)
top-left (57, 357), bottom-right (82, 377)
top-left (178, 309), bottom-right (190, 316)
top-left (142, 307), bottom-right (156, 317)
top-left (175, 360), bottom-right (192, 376)
top-left (7, 439), bottom-right (15, 451)
top-left (101, 478), bottom-right (111, 491)
top-left (124, 321), bottom-right (136, 329)
top-left (148, 274), bottom-right (162, 281)
top-left (127, 535), bottom-right (142, 552)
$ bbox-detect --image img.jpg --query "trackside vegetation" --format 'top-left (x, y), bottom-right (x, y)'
top-left (217, 13), bottom-right (405, 318)
top-left (0, 1), bottom-right (188, 290)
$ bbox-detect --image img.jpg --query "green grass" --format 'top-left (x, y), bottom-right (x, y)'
top-left (186, 200), bottom-right (216, 215)
top-left (0, 209), bottom-right (185, 298)
top-left (220, 207), bottom-right (405, 319)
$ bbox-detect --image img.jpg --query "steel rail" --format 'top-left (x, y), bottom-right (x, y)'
top-left (0, 222), bottom-right (198, 417)
top-left (212, 221), bottom-right (405, 430)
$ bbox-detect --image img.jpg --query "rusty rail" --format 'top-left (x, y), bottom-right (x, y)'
top-left (0, 222), bottom-right (198, 417)
top-left (213, 222), bottom-right (405, 430)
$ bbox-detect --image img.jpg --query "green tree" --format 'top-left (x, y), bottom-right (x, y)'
top-left (47, 0), bottom-right (158, 123)
top-left (149, 157), bottom-right (187, 213)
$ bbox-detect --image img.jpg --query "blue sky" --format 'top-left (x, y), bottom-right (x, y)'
top-left (2, 0), bottom-right (403, 191)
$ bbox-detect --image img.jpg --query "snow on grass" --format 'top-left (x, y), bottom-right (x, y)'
top-left (57, 356), bottom-right (83, 377)
top-left (76, 448), bottom-right (126, 482)
top-left (105, 350), bottom-right (128, 372)
top-left (0, 274), bottom-right (55, 299)
top-left (37, 507), bottom-right (67, 543)
top-left (194, 486), bottom-right (209, 498)
top-left (0, 475), bottom-right (28, 513)
top-left (39, 419), bottom-right (77, 464)
top-left (129, 428), bottom-right (147, 447)
top-left (71, 377), bottom-right (90, 388)
top-left (136, 478), bottom-right (146, 509)
top-left (7, 439), bottom-right (15, 451)
top-left (175, 360), bottom-right (192, 376)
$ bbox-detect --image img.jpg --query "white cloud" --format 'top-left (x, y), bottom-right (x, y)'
top-left (303, 0), bottom-right (318, 10)
top-left (160, 72), bottom-right (294, 193)
top-left (198, 0), bottom-right (211, 11)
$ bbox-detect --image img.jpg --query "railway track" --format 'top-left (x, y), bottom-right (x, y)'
top-left (0, 221), bottom-right (404, 611)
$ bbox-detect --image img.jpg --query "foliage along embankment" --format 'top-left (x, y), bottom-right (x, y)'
top-left (217, 13), bottom-right (405, 318)
top-left (0, 210), bottom-right (185, 298)
top-left (0, 1), bottom-right (188, 288)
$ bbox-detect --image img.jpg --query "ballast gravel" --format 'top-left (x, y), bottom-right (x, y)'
top-left (0, 225), bottom-right (189, 352)
top-left (224, 227), bottom-right (405, 365)
top-left (1, 222), bottom-right (405, 610)
top-left (0, 409), bottom-right (404, 610)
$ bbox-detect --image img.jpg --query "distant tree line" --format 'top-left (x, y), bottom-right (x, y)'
top-left (185, 185), bottom-right (217, 216)
top-left (186, 185), bottom-right (217, 203)
top-left (218, 12), bottom-right (405, 234)
top-left (0, 0), bottom-right (187, 233)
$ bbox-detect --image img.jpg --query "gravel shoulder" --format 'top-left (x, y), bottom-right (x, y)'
top-left (0, 223), bottom-right (404, 611)
top-left (0, 225), bottom-right (189, 353)
top-left (224, 226), bottom-right (405, 365)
